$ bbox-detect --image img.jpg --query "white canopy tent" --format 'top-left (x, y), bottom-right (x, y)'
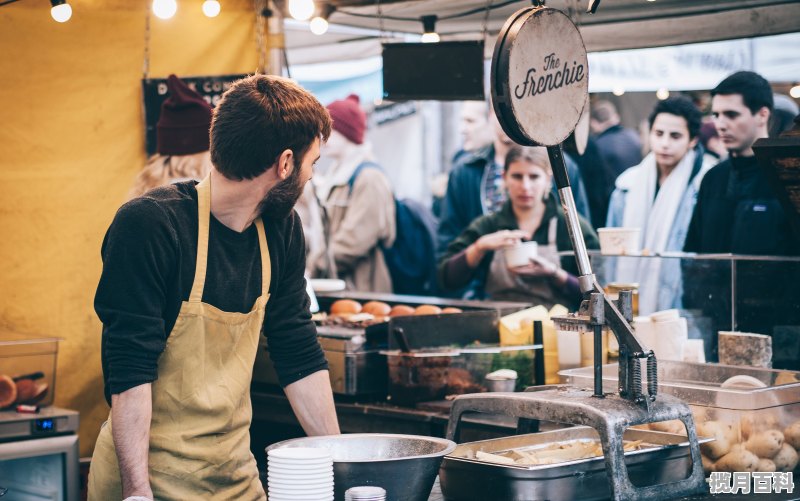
top-left (285, 0), bottom-right (800, 65)
top-left (286, 0), bottom-right (799, 204)
top-left (290, 32), bottom-right (800, 105)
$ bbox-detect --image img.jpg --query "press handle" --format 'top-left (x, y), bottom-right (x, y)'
top-left (446, 389), bottom-right (562, 442)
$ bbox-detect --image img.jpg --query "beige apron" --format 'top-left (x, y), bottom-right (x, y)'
top-left (486, 217), bottom-right (569, 308)
top-left (88, 177), bottom-right (269, 501)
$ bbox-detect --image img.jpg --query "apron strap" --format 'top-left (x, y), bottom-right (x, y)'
top-left (190, 176), bottom-right (272, 301)
top-left (254, 218), bottom-right (271, 296)
top-left (189, 177), bottom-right (212, 303)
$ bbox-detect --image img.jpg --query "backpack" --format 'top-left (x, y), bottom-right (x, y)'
top-left (348, 162), bottom-right (439, 296)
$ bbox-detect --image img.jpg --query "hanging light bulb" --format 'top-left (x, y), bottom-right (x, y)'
top-left (420, 15), bottom-right (440, 43)
top-left (50, 0), bottom-right (72, 23)
top-left (203, 0), bottom-right (221, 17)
top-left (152, 0), bottom-right (178, 20)
top-left (656, 88), bottom-right (670, 100)
top-left (288, 0), bottom-right (315, 21)
top-left (612, 86), bottom-right (625, 97)
top-left (309, 4), bottom-right (334, 35)
top-left (310, 17), bottom-right (328, 35)
top-left (790, 84), bottom-right (800, 99)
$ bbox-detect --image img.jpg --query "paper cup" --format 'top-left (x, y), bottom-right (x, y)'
top-left (597, 227), bottom-right (641, 255)
top-left (504, 241), bottom-right (538, 268)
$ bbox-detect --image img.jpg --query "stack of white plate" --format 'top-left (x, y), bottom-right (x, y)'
top-left (267, 447), bottom-right (334, 501)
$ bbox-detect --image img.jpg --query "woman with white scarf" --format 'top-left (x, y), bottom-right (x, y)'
top-left (606, 96), bottom-right (718, 314)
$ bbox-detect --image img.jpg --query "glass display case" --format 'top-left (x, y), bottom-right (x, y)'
top-left (558, 250), bottom-right (800, 370)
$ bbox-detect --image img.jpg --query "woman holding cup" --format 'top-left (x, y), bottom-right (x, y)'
top-left (437, 146), bottom-right (598, 308)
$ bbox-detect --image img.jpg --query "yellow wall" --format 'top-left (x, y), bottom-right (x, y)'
top-left (0, 0), bottom-right (260, 456)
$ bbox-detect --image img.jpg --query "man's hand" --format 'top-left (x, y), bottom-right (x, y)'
top-left (111, 385), bottom-right (153, 499)
top-left (284, 370), bottom-right (340, 436)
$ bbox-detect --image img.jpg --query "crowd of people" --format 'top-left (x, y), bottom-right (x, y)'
top-left (126, 69), bottom-right (799, 341)
top-left (90, 68), bottom-right (798, 500)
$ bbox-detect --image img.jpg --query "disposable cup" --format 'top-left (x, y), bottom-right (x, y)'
top-left (597, 227), bottom-right (641, 255)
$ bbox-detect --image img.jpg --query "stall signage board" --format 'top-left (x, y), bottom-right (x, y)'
top-left (492, 7), bottom-right (589, 147)
top-left (142, 74), bottom-right (247, 155)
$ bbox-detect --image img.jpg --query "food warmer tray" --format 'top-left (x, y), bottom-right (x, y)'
top-left (439, 426), bottom-right (711, 501)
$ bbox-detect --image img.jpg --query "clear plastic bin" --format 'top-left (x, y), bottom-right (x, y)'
top-left (0, 336), bottom-right (61, 408)
top-left (560, 361), bottom-right (800, 473)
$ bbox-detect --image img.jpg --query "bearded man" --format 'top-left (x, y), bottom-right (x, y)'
top-left (89, 75), bottom-right (340, 501)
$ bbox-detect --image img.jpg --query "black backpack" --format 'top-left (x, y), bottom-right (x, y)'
top-left (347, 162), bottom-right (439, 295)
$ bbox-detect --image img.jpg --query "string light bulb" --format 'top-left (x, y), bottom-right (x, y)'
top-left (310, 4), bottom-right (334, 35)
top-left (656, 88), bottom-right (670, 100)
top-left (790, 84), bottom-right (800, 99)
top-left (50, 0), bottom-right (72, 23)
top-left (420, 15), bottom-right (440, 43)
top-left (203, 0), bottom-right (221, 17)
top-left (152, 0), bottom-right (178, 19)
top-left (612, 86), bottom-right (625, 97)
top-left (288, 0), bottom-right (315, 21)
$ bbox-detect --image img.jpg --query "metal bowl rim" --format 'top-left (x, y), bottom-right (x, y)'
top-left (266, 433), bottom-right (457, 463)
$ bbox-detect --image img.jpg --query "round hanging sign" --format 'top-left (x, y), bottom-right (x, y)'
top-left (566, 95), bottom-right (591, 155)
top-left (491, 7), bottom-right (589, 147)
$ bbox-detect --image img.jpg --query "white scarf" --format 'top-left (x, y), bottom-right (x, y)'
top-left (315, 142), bottom-right (375, 202)
top-left (616, 150), bottom-right (696, 313)
top-left (619, 150), bottom-right (696, 253)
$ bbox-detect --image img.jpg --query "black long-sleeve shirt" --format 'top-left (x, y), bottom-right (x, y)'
top-left (684, 155), bottom-right (797, 255)
top-left (95, 181), bottom-right (327, 404)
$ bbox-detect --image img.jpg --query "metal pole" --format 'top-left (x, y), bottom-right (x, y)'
top-left (594, 324), bottom-right (603, 397)
top-left (546, 144), bottom-right (596, 293)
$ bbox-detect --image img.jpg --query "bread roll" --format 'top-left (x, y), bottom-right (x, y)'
top-left (389, 305), bottom-right (415, 317)
top-left (783, 421), bottom-right (800, 449)
top-left (414, 305), bottom-right (442, 316)
top-left (362, 301), bottom-right (391, 317)
top-left (330, 299), bottom-right (362, 316)
top-left (441, 307), bottom-right (463, 314)
top-left (773, 443), bottom-right (799, 472)
top-left (0, 375), bottom-right (17, 409)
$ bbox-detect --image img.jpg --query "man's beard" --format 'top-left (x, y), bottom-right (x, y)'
top-left (258, 162), bottom-right (304, 220)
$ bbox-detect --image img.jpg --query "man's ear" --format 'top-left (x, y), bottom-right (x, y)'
top-left (277, 149), bottom-right (294, 180)
top-left (689, 136), bottom-right (699, 149)
top-left (758, 106), bottom-right (771, 127)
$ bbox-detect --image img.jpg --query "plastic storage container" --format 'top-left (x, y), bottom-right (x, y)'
top-left (560, 361), bottom-right (800, 473)
top-left (383, 345), bottom-right (537, 405)
top-left (0, 336), bottom-right (61, 408)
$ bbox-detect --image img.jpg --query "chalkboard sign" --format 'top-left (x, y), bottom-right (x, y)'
top-left (382, 42), bottom-right (485, 101)
top-left (142, 74), bottom-right (248, 155)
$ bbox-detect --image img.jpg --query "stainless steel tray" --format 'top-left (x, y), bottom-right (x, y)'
top-left (439, 427), bottom-right (711, 501)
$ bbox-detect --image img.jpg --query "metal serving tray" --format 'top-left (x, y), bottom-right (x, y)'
top-left (439, 427), bottom-right (711, 501)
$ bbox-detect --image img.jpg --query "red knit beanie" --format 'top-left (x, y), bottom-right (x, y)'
top-left (327, 94), bottom-right (366, 145)
top-left (156, 74), bottom-right (213, 155)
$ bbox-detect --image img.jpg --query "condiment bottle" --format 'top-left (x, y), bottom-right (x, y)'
top-left (345, 485), bottom-right (387, 501)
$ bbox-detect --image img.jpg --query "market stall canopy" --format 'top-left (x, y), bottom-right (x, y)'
top-left (284, 0), bottom-right (800, 65)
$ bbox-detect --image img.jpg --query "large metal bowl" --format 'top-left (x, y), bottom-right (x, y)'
top-left (266, 433), bottom-right (456, 501)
